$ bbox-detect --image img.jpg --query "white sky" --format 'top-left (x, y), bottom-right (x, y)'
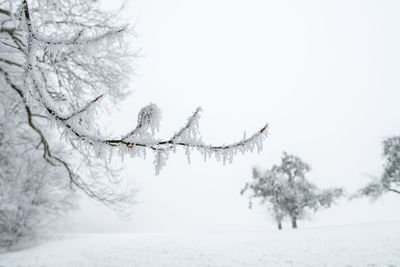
top-left (68, 0), bottom-right (400, 232)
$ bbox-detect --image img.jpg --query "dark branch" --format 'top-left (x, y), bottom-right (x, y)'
top-left (0, 8), bottom-right (11, 16)
top-left (388, 188), bottom-right (400, 195)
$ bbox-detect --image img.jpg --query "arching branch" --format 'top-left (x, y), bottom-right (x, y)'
top-left (19, 0), bottom-right (268, 174)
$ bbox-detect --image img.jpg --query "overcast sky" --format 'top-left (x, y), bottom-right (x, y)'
top-left (68, 0), bottom-right (400, 233)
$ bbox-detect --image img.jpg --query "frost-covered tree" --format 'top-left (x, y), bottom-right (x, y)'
top-left (355, 136), bottom-right (400, 200)
top-left (0, 153), bottom-right (76, 249)
top-left (0, 0), bottom-right (268, 211)
top-left (241, 168), bottom-right (286, 229)
top-left (0, 108), bottom-right (75, 249)
top-left (242, 152), bottom-right (343, 229)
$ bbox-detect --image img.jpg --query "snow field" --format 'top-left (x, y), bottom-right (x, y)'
top-left (1, 222), bottom-right (399, 267)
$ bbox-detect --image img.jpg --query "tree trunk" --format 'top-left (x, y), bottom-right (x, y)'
top-left (291, 217), bottom-right (297, 229)
top-left (277, 220), bottom-right (282, 230)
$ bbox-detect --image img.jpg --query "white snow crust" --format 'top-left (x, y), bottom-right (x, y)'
top-left (1, 222), bottom-right (399, 267)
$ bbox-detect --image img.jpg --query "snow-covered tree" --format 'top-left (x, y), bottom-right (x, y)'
top-left (0, 0), bottom-right (268, 211)
top-left (0, 153), bottom-right (76, 249)
top-left (242, 152), bottom-right (343, 229)
top-left (241, 168), bottom-right (286, 229)
top-left (0, 108), bottom-right (75, 249)
top-left (355, 136), bottom-right (400, 200)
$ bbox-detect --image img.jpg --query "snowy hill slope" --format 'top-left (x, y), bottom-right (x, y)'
top-left (1, 222), bottom-right (399, 267)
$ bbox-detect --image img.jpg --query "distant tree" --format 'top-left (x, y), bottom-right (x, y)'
top-left (241, 168), bottom-right (286, 230)
top-left (355, 136), bottom-right (400, 200)
top-left (0, 0), bottom-right (268, 212)
top-left (242, 152), bottom-right (343, 229)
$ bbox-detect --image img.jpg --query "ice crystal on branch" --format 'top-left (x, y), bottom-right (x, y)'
top-left (135, 103), bottom-right (162, 135)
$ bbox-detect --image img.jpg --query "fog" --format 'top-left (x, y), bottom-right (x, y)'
top-left (68, 0), bottom-right (400, 233)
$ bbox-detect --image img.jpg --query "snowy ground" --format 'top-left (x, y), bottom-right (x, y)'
top-left (1, 222), bottom-right (399, 267)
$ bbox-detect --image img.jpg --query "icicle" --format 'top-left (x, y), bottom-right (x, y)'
top-left (185, 146), bottom-right (191, 164)
top-left (154, 150), bottom-right (168, 175)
